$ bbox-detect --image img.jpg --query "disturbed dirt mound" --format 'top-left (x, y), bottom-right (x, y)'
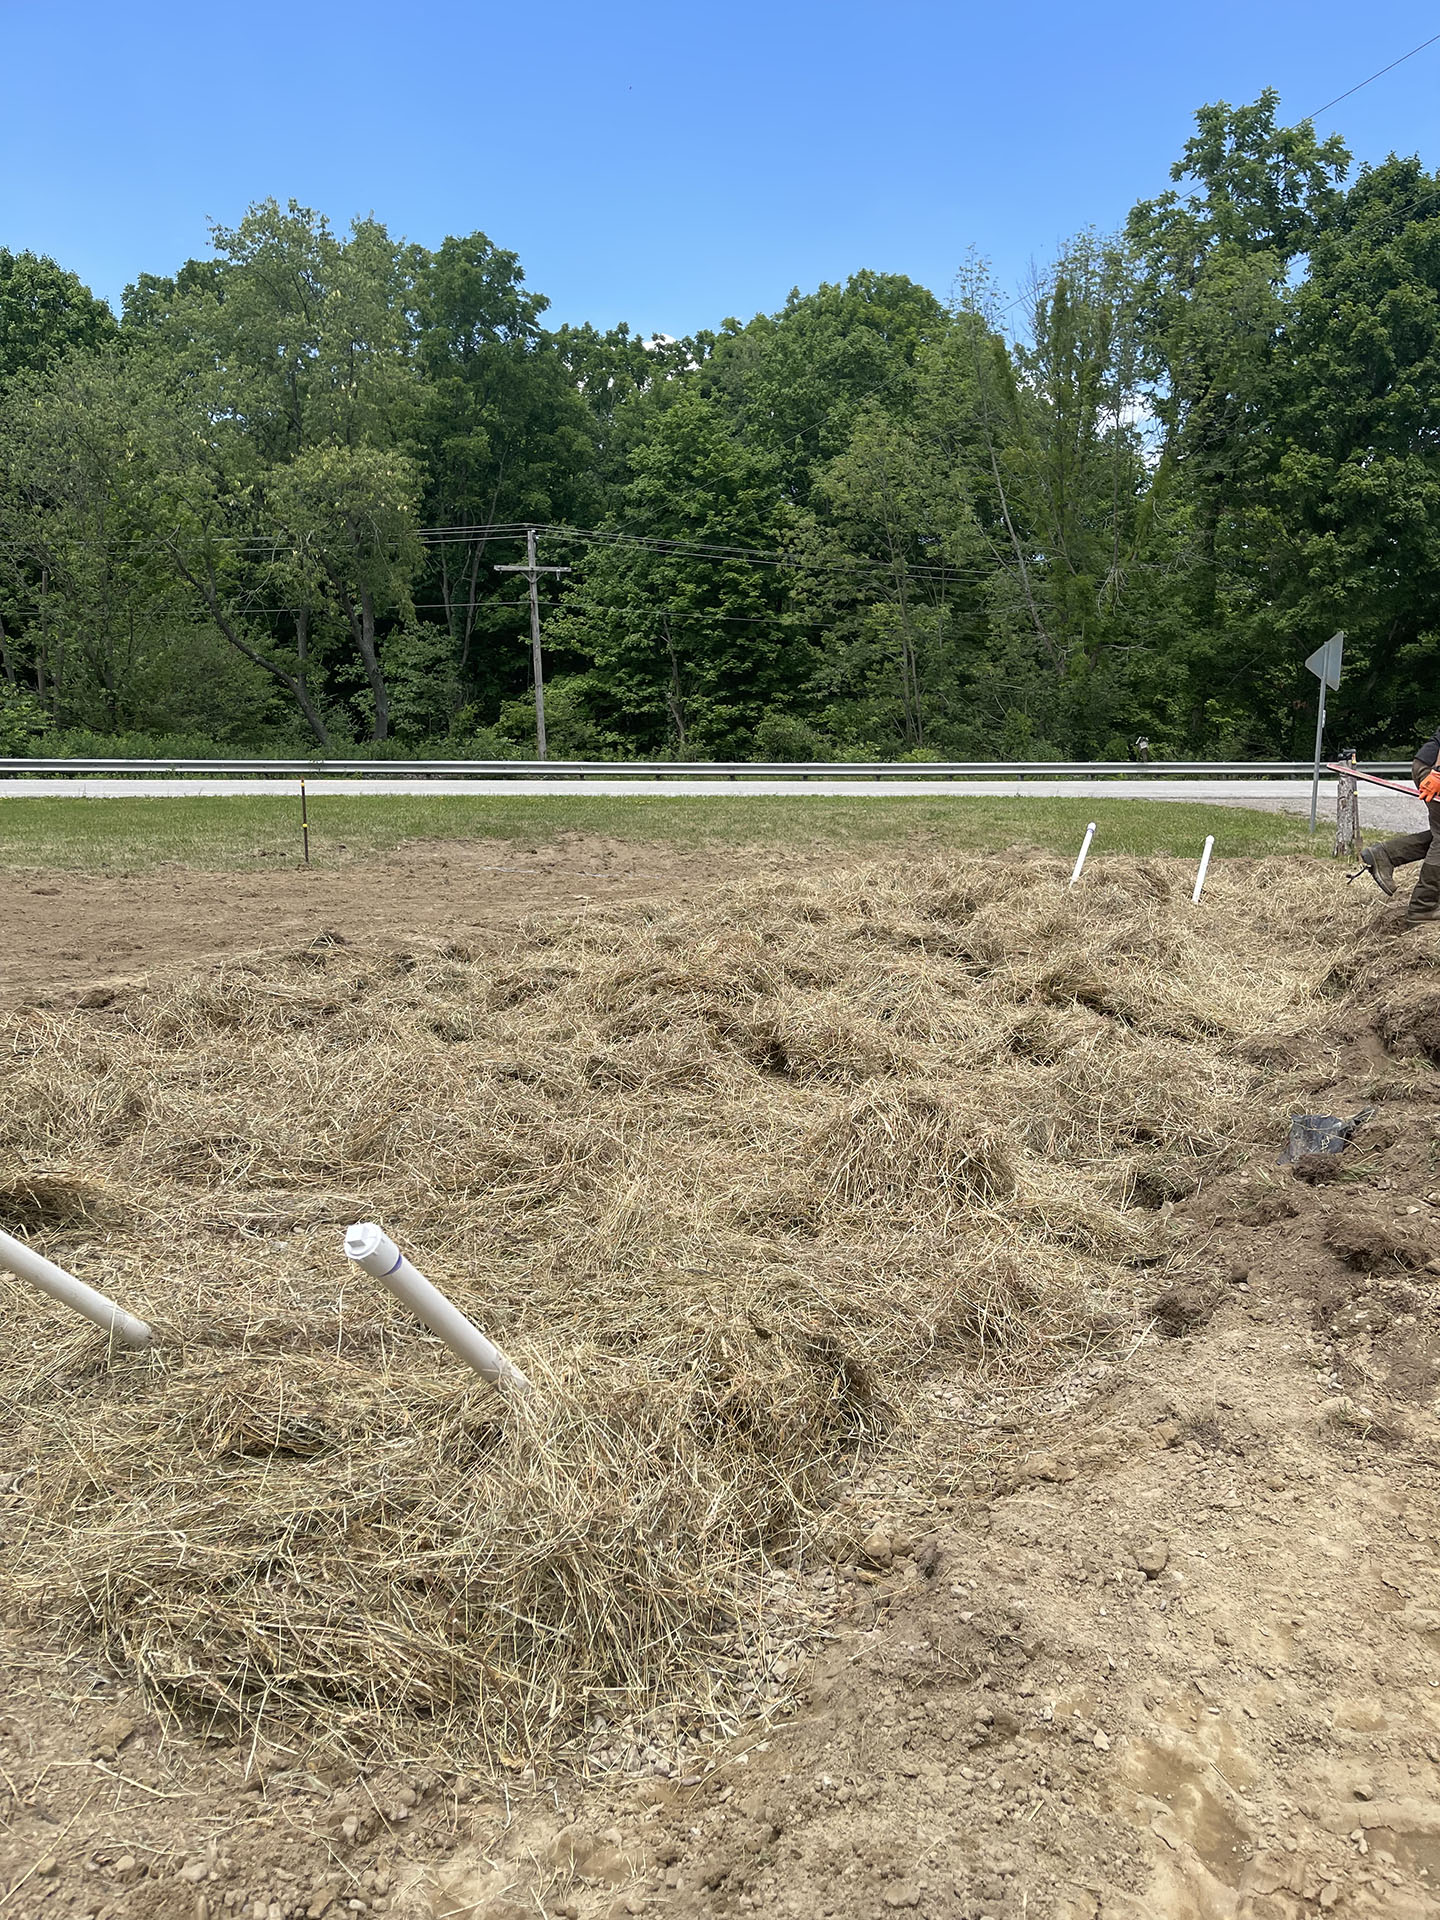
top-left (5, 853), bottom-right (1440, 1916)
top-left (0, 855), bottom-right (1344, 1779)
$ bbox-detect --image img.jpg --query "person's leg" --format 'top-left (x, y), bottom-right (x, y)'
top-left (1365, 827), bottom-right (1431, 895)
top-left (1406, 804), bottom-right (1440, 923)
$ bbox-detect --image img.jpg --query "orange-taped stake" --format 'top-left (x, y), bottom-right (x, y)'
top-left (1069, 822), bottom-right (1096, 886)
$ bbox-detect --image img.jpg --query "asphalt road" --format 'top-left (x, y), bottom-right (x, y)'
top-left (0, 774), bottom-right (1426, 833)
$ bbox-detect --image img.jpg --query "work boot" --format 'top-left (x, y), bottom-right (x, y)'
top-left (1362, 846), bottom-right (1397, 896)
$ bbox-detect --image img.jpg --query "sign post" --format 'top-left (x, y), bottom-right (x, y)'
top-left (1304, 632), bottom-right (1345, 833)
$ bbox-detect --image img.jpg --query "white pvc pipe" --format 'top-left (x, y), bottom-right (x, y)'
top-left (1069, 822), bottom-right (1097, 886)
top-left (0, 1226), bottom-right (153, 1348)
top-left (343, 1224), bottom-right (531, 1392)
top-left (1192, 835), bottom-right (1215, 904)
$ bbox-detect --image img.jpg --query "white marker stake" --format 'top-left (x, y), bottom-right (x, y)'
top-left (1192, 835), bottom-right (1215, 905)
top-left (1069, 822), bottom-right (1097, 887)
top-left (0, 1226), bottom-right (153, 1348)
top-left (343, 1223), bottom-right (531, 1393)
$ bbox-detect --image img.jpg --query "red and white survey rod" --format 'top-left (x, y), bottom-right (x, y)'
top-left (1326, 763), bottom-right (1425, 802)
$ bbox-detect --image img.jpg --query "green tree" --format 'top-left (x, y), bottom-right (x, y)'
top-left (0, 350), bottom-right (283, 740)
top-left (1127, 93), bottom-right (1351, 637)
top-left (132, 201), bottom-right (426, 742)
top-left (265, 443), bottom-right (423, 741)
top-left (0, 679), bottom-right (45, 750)
top-left (798, 395), bottom-right (985, 750)
top-left (701, 271), bottom-right (945, 500)
top-left (1229, 155), bottom-right (1440, 753)
top-left (413, 233), bottom-right (598, 708)
top-left (0, 250), bottom-right (116, 383)
top-left (0, 352), bottom-right (167, 725)
top-left (550, 392), bottom-right (798, 755)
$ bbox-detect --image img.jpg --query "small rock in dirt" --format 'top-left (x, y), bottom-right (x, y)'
top-left (1351, 1781), bottom-right (1374, 1801)
top-left (1093, 1731), bottom-right (1110, 1752)
top-left (1132, 1540), bottom-right (1169, 1579)
top-left (913, 1537), bottom-right (944, 1576)
top-left (1024, 1454), bottom-right (1075, 1483)
top-left (92, 1714), bottom-right (138, 1756)
top-left (35, 1858), bottom-right (58, 1878)
top-left (882, 1889), bottom-right (921, 1911)
top-left (76, 986), bottom-right (117, 1009)
top-left (860, 1527), bottom-right (894, 1568)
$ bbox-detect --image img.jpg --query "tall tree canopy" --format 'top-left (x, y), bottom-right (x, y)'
top-left (2, 98), bottom-right (1437, 761)
top-left (0, 249), bottom-right (116, 383)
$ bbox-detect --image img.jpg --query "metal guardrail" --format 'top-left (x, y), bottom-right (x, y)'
top-left (0, 757), bottom-right (1414, 781)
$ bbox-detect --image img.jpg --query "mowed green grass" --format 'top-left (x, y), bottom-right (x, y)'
top-left (0, 792), bottom-right (1326, 874)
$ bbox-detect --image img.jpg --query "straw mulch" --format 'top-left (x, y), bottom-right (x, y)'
top-left (0, 852), bottom-right (1359, 1770)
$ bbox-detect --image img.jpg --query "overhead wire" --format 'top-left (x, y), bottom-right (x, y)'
top-left (0, 518), bottom-right (1003, 583)
top-left (1307, 27), bottom-right (1440, 118)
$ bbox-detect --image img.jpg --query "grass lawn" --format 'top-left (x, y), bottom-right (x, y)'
top-left (0, 793), bottom-right (1330, 874)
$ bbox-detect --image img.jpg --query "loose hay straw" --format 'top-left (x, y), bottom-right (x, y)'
top-left (0, 851), bottom-right (1359, 1769)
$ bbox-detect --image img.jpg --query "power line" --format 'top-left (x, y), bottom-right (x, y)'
top-left (0, 518), bottom-right (1006, 584)
top-left (425, 522), bottom-right (1002, 584)
top-left (1308, 27), bottom-right (1440, 118)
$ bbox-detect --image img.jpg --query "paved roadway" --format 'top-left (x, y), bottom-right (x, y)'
top-left (0, 774), bottom-right (1425, 833)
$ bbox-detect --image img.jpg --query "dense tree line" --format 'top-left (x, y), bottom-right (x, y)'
top-left (1, 94), bottom-right (1436, 762)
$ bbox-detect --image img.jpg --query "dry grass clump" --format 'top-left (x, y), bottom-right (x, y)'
top-left (0, 850), bottom-right (1360, 1769)
top-left (811, 1089), bottom-right (1016, 1213)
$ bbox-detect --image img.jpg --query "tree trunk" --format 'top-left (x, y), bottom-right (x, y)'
top-left (356, 586), bottom-right (389, 743)
top-left (663, 618), bottom-right (687, 749)
top-left (169, 543), bottom-right (332, 748)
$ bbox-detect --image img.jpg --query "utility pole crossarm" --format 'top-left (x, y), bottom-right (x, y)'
top-left (494, 527), bottom-right (570, 761)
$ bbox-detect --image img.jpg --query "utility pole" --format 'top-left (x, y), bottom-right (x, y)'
top-left (495, 527), bottom-right (570, 760)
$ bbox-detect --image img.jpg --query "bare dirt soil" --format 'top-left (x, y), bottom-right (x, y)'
top-left (2, 857), bottom-right (1439, 1920)
top-left (0, 836), bottom-right (749, 1009)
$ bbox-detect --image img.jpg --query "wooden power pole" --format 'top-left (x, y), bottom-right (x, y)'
top-left (495, 527), bottom-right (570, 760)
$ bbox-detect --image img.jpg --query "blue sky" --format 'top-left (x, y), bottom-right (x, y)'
top-left (2, 1), bottom-right (1437, 338)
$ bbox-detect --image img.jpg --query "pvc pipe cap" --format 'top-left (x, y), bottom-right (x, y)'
top-left (344, 1222), bottom-right (387, 1262)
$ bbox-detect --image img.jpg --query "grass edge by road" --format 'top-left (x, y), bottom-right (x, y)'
top-left (0, 793), bottom-right (1331, 875)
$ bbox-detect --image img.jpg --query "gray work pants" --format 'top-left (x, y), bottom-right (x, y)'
top-left (1378, 784), bottom-right (1440, 922)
